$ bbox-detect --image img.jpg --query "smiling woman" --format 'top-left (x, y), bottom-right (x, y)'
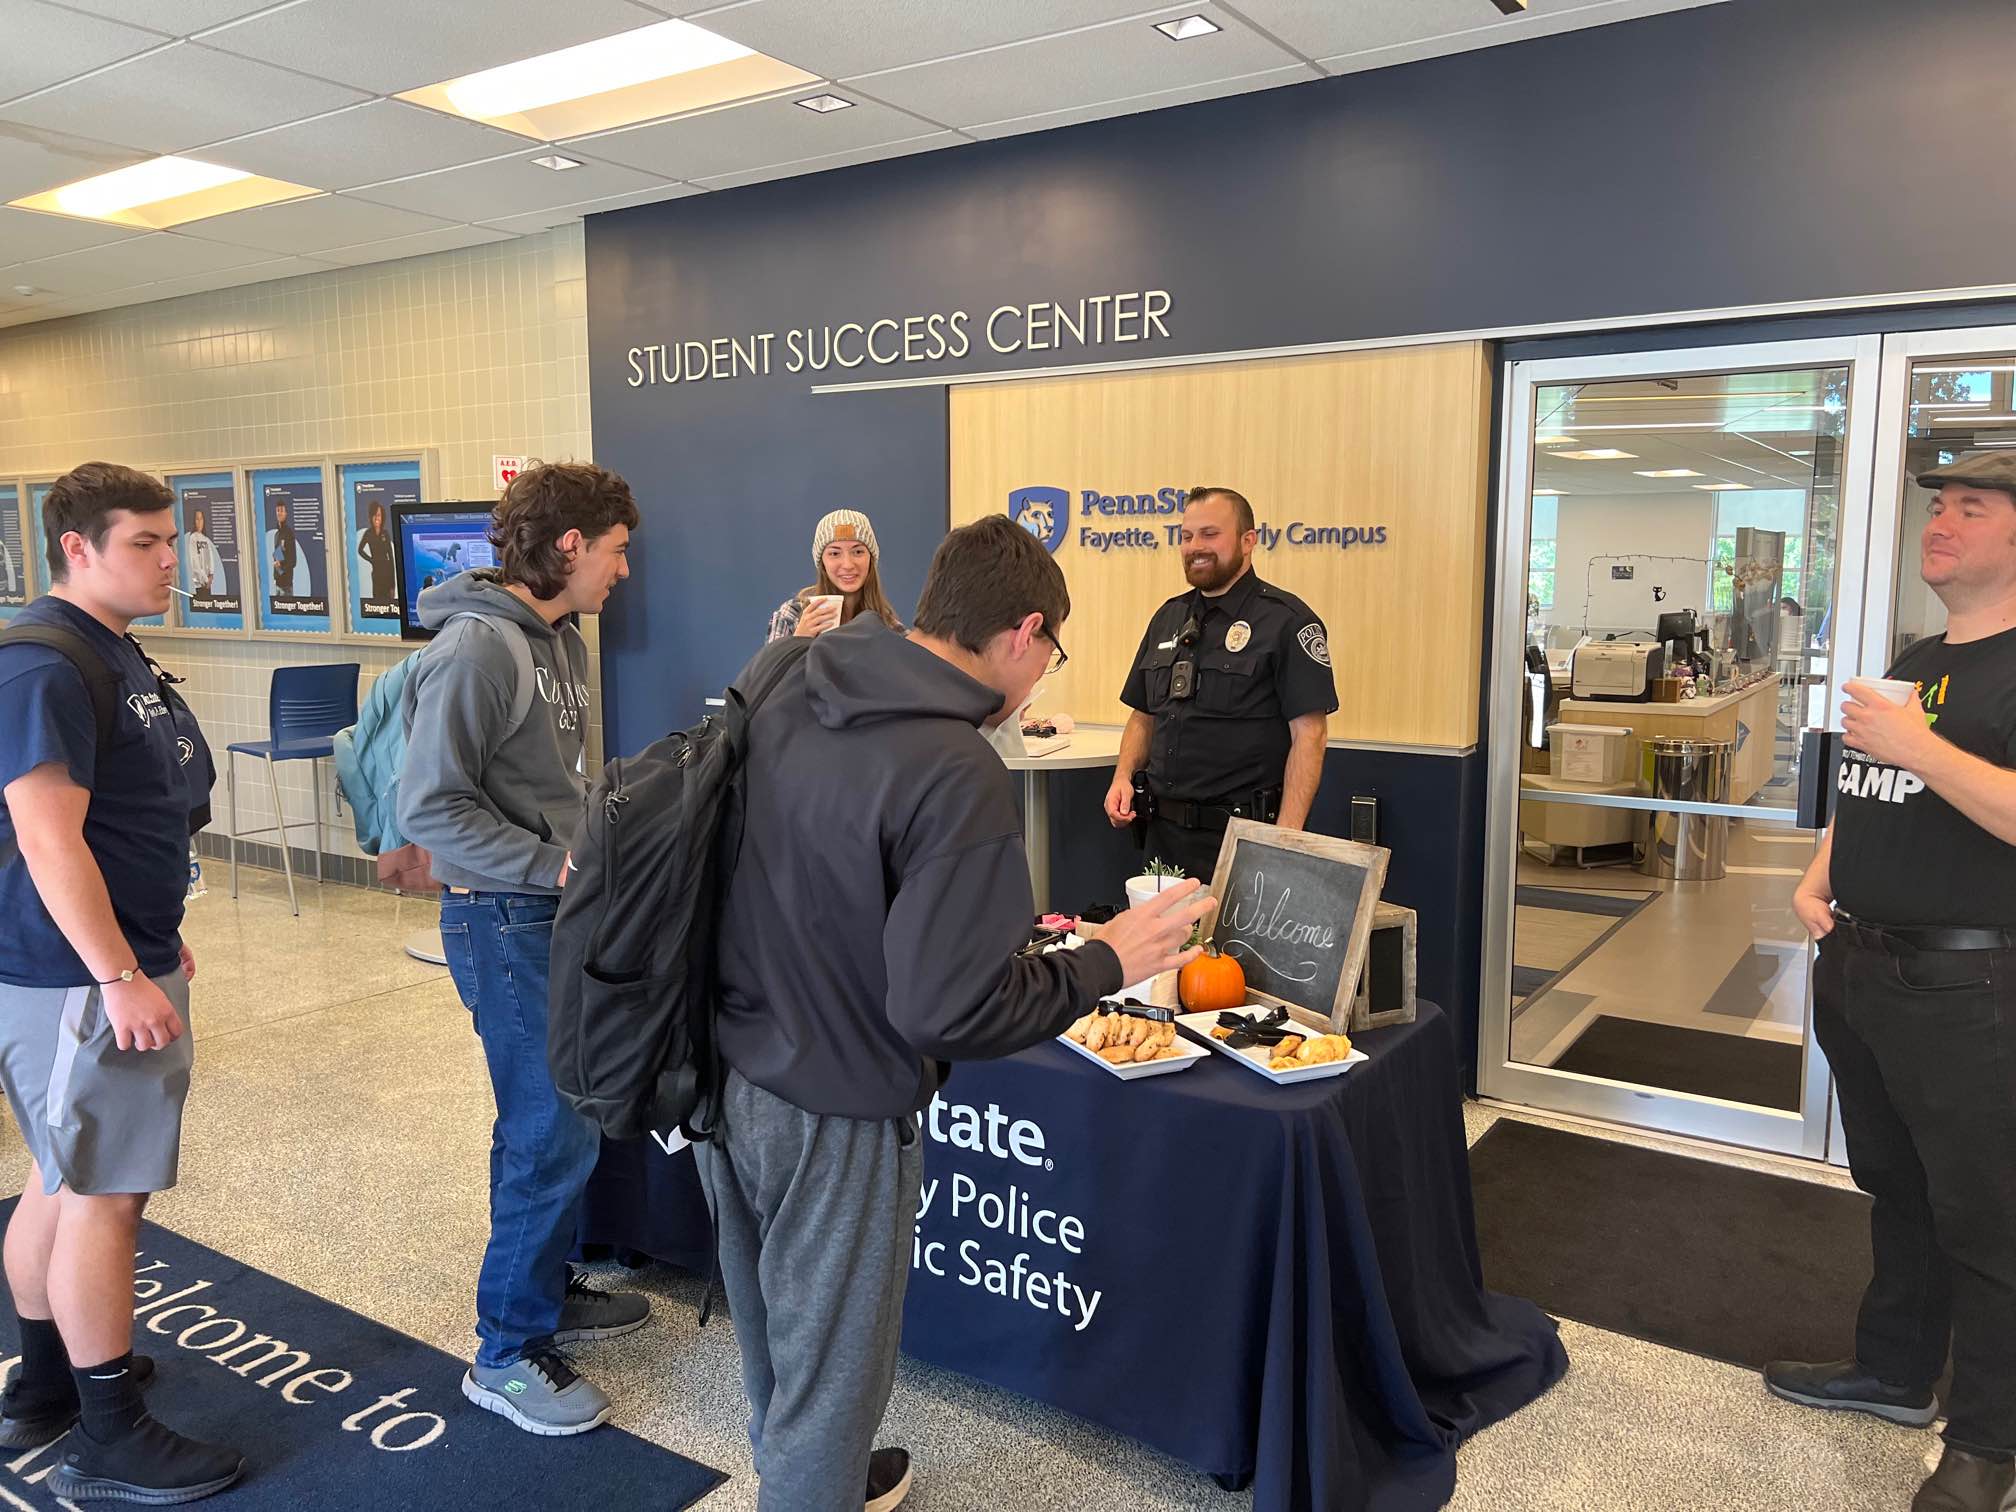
top-left (765, 508), bottom-right (905, 643)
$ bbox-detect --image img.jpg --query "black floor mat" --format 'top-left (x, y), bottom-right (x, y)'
top-left (1550, 1013), bottom-right (1805, 1110)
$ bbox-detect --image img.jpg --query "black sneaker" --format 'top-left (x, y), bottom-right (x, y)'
top-left (1764, 1358), bottom-right (1940, 1428)
top-left (1913, 1444), bottom-right (2016, 1512)
top-left (865, 1447), bottom-right (913, 1512)
top-left (0, 1354), bottom-right (158, 1451)
top-left (47, 1413), bottom-right (244, 1505)
top-left (552, 1270), bottom-right (651, 1345)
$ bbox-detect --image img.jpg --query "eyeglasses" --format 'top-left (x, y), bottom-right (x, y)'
top-left (1042, 623), bottom-right (1068, 675)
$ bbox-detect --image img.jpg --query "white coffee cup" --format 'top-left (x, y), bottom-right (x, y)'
top-left (1857, 677), bottom-right (1917, 706)
top-left (806, 594), bottom-right (843, 626)
top-left (1125, 873), bottom-right (1184, 910)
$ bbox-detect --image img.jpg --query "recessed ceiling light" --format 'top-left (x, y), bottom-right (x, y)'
top-left (796, 94), bottom-right (854, 113)
top-left (1155, 16), bottom-right (1222, 39)
top-left (1694, 482), bottom-right (1752, 491)
top-left (1534, 434), bottom-right (1579, 446)
top-left (9, 155), bottom-right (319, 229)
top-left (531, 154), bottom-right (583, 171)
top-left (12, 284), bottom-right (41, 297)
top-left (1553, 449), bottom-right (1637, 461)
top-left (1489, 0), bottom-right (1530, 12)
top-left (1633, 469), bottom-right (1704, 478)
top-left (400, 18), bottom-right (817, 140)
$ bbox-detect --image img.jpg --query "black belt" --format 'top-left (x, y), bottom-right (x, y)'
top-left (1150, 789), bottom-right (1281, 832)
top-left (1833, 911), bottom-right (2015, 953)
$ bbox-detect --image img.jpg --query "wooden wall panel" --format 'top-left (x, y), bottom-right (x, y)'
top-left (949, 343), bottom-right (1493, 748)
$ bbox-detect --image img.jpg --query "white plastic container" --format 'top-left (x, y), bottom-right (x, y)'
top-left (1548, 723), bottom-right (1633, 784)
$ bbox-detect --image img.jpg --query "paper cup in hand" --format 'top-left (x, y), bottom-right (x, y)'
top-left (1858, 677), bottom-right (1917, 706)
top-left (1125, 874), bottom-right (1184, 910)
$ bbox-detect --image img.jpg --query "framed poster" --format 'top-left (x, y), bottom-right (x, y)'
top-left (342, 460), bottom-right (421, 636)
top-left (0, 483), bottom-right (29, 620)
top-left (252, 465), bottom-right (331, 633)
top-left (171, 471), bottom-right (244, 632)
top-left (30, 478), bottom-right (166, 627)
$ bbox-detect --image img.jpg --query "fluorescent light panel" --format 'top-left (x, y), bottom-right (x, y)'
top-left (1694, 482), bottom-right (1751, 491)
top-left (1534, 434), bottom-right (1579, 445)
top-left (1634, 469), bottom-right (1703, 478)
top-left (1552, 449), bottom-right (1637, 461)
top-left (400, 18), bottom-right (817, 139)
top-left (1530, 489), bottom-right (1565, 497)
top-left (10, 154), bottom-right (319, 229)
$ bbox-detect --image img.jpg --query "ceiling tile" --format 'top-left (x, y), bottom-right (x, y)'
top-left (693, 130), bottom-right (962, 192)
top-left (199, 0), bottom-right (669, 94)
top-left (845, 4), bottom-right (1301, 130)
top-left (1312, 0), bottom-right (1727, 69)
top-left (347, 151), bottom-right (672, 223)
top-left (9, 232), bottom-right (275, 295)
top-left (202, 101), bottom-right (530, 192)
top-left (573, 93), bottom-right (946, 182)
top-left (477, 183), bottom-right (702, 235)
top-left (53, 0), bottom-right (291, 36)
top-left (176, 195), bottom-right (461, 255)
top-left (0, 125), bottom-right (145, 204)
top-left (966, 65), bottom-right (1320, 140)
top-left (0, 206), bottom-right (143, 268)
top-left (690, 0), bottom-right (1176, 81)
top-left (0, 1), bottom-right (165, 105)
top-left (0, 41), bottom-right (369, 158)
top-left (313, 224), bottom-right (517, 267)
top-left (1226, 0), bottom-right (1504, 58)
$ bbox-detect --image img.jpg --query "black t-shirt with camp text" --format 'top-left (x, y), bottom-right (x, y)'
top-left (1830, 626), bottom-right (2016, 928)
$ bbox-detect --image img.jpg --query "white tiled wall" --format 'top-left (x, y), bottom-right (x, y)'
top-left (0, 226), bottom-right (601, 873)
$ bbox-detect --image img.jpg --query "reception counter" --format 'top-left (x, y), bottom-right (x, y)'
top-left (1555, 674), bottom-right (1781, 805)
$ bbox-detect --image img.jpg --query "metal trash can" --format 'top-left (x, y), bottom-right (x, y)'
top-left (1637, 737), bottom-right (1733, 880)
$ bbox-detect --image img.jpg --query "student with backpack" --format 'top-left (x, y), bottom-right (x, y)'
top-left (0, 463), bottom-right (240, 1504)
top-left (698, 516), bottom-right (1214, 1511)
top-left (396, 462), bottom-right (648, 1437)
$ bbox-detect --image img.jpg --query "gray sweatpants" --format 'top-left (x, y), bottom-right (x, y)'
top-left (693, 1069), bottom-right (923, 1512)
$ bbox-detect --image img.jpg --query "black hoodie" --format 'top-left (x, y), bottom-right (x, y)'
top-left (714, 617), bottom-right (1123, 1119)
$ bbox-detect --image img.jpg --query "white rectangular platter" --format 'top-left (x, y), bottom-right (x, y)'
top-left (1055, 1025), bottom-right (1210, 1080)
top-left (1176, 1009), bottom-right (1369, 1085)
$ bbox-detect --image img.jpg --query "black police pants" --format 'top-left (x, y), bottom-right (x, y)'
top-left (1812, 924), bottom-right (2016, 1455)
top-left (1141, 816), bottom-right (1225, 887)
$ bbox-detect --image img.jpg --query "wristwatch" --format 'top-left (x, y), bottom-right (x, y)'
top-left (96, 968), bottom-right (138, 986)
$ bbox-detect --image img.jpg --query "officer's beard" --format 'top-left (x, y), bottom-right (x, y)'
top-left (1184, 545), bottom-right (1249, 593)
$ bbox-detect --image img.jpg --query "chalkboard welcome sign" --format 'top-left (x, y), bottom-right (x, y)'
top-left (1206, 819), bottom-right (1391, 1033)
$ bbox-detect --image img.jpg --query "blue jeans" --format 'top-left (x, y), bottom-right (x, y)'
top-left (439, 891), bottom-right (601, 1371)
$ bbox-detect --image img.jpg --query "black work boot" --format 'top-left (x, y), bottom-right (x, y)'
top-left (1912, 1444), bottom-right (2016, 1512)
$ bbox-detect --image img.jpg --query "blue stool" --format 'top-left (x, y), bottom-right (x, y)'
top-left (227, 664), bottom-right (359, 916)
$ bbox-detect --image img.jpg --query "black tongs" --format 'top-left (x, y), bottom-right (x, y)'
top-left (1215, 1005), bottom-right (1293, 1049)
top-left (1096, 997), bottom-right (1175, 1024)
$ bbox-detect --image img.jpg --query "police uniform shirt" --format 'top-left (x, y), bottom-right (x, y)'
top-left (1830, 625), bottom-right (2016, 928)
top-left (1120, 570), bottom-right (1338, 801)
top-left (0, 597), bottom-right (202, 986)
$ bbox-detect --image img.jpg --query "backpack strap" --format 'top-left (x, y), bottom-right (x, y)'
top-left (447, 611), bottom-right (539, 737)
top-left (0, 624), bottom-right (120, 750)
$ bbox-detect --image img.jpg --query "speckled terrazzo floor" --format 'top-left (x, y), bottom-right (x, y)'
top-left (0, 872), bottom-right (1946, 1511)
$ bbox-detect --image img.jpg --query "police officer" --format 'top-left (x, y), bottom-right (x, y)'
top-left (1105, 486), bottom-right (1337, 880)
top-left (1767, 451), bottom-right (2016, 1512)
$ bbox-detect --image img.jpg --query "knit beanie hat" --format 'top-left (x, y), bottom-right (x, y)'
top-left (812, 508), bottom-right (879, 566)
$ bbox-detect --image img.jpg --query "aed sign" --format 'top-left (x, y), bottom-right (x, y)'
top-left (1009, 485), bottom-right (1391, 556)
top-left (493, 455), bottom-right (525, 491)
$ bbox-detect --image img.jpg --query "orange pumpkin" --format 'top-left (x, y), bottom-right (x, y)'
top-left (1179, 947), bottom-right (1246, 1013)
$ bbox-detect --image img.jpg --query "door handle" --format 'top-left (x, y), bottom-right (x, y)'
top-left (1795, 727), bottom-right (1842, 830)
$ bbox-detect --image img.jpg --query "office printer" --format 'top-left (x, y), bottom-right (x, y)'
top-left (1570, 640), bottom-right (1665, 702)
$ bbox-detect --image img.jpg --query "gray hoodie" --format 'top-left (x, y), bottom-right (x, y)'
top-left (397, 570), bottom-right (590, 894)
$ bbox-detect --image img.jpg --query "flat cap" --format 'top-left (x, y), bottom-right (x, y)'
top-left (1919, 450), bottom-right (2016, 495)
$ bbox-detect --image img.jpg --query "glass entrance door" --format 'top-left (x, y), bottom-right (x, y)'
top-left (1480, 336), bottom-right (1883, 1158)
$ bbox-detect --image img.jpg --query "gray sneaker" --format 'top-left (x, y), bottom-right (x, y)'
top-left (553, 1271), bottom-right (651, 1345)
top-left (462, 1352), bottom-right (611, 1437)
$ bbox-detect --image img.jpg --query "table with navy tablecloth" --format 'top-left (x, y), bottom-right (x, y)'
top-left (578, 1001), bottom-right (1566, 1511)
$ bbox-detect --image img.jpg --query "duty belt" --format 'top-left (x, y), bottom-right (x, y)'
top-left (1832, 910), bottom-right (2015, 953)
top-left (1151, 788), bottom-right (1282, 832)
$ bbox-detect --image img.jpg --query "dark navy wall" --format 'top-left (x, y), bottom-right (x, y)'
top-left (586, 0), bottom-right (2016, 1077)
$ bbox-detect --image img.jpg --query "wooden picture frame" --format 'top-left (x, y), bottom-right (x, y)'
top-left (1205, 818), bottom-right (1392, 1034)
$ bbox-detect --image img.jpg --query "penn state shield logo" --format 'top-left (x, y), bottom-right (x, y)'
top-left (1008, 486), bottom-right (1069, 553)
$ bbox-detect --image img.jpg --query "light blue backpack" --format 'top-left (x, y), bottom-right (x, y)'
top-left (332, 613), bottom-right (534, 856)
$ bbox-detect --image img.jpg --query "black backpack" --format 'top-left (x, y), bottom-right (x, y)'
top-left (547, 638), bottom-right (811, 1142)
top-left (0, 622), bottom-right (215, 832)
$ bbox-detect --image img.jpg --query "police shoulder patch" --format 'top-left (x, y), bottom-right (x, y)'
top-left (1297, 623), bottom-right (1330, 667)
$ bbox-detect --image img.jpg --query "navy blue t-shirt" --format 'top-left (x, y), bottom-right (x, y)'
top-left (0, 597), bottom-right (194, 986)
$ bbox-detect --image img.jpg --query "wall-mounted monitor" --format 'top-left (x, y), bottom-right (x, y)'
top-left (393, 501), bottom-right (497, 641)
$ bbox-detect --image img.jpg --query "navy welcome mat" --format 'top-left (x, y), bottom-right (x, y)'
top-left (0, 1200), bottom-right (724, 1510)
